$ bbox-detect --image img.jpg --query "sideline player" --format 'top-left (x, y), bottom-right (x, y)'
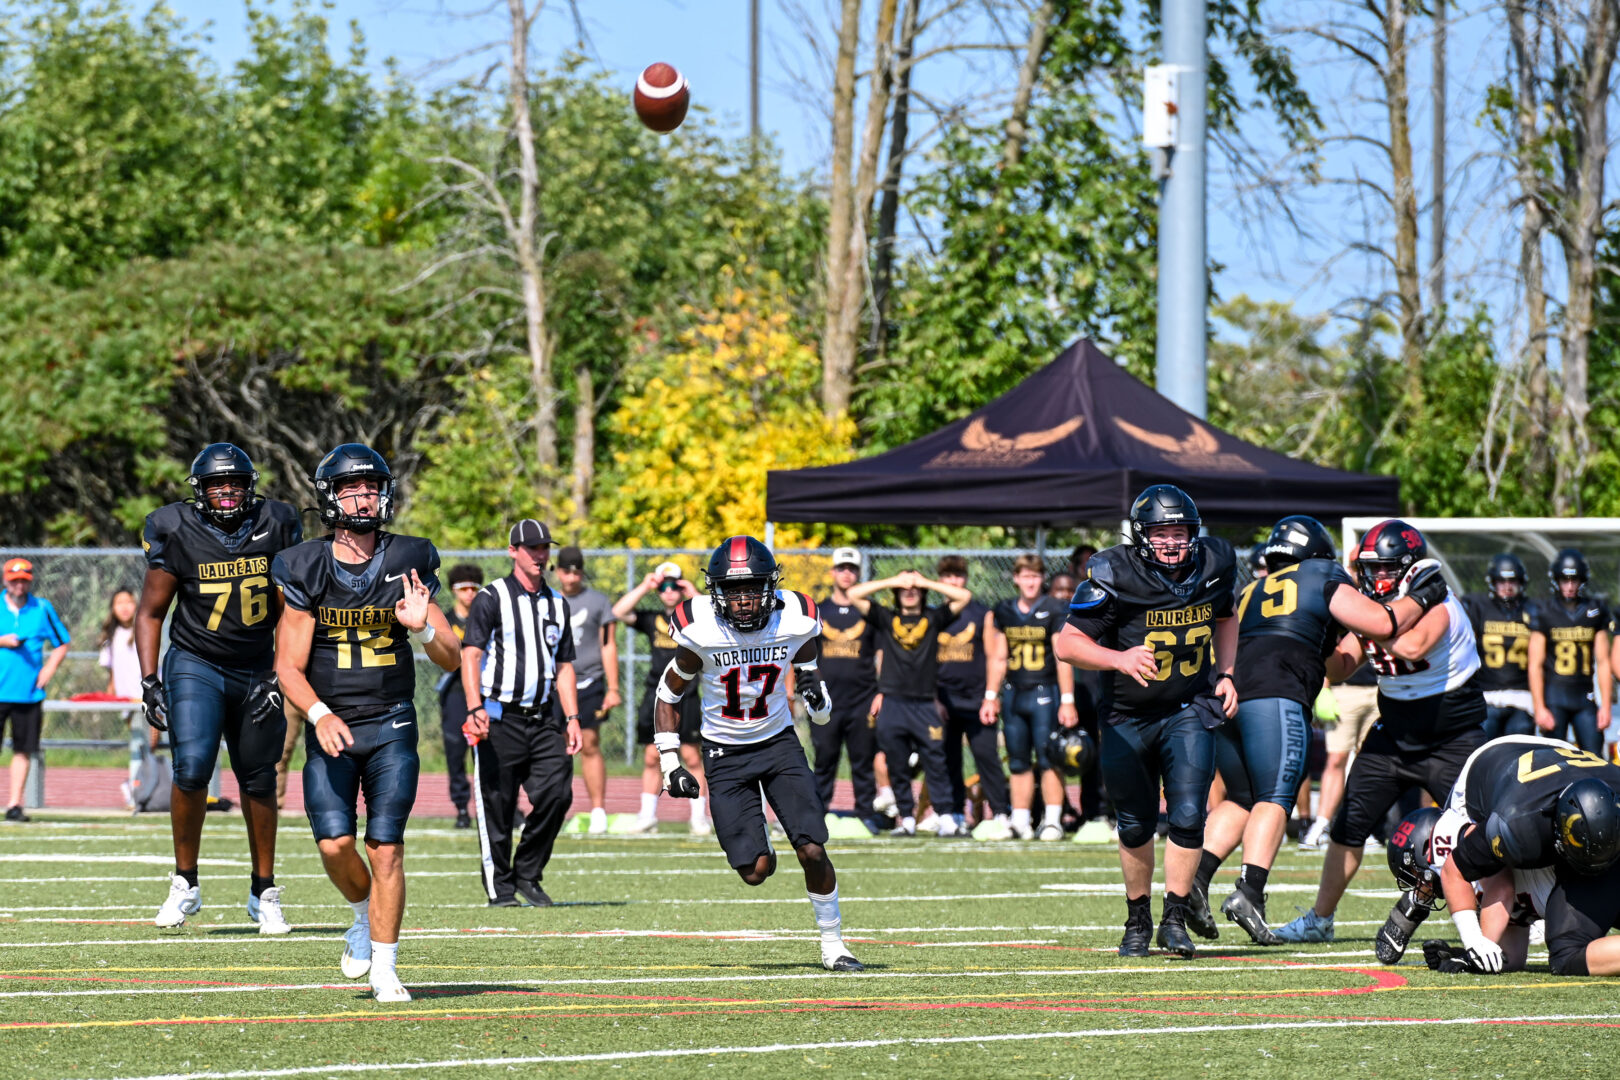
top-left (1461, 554), bottom-right (1536, 739)
top-left (1189, 515), bottom-right (1442, 944)
top-left (138, 443), bottom-right (302, 931)
top-left (1529, 549), bottom-right (1611, 755)
top-left (655, 535), bottom-right (863, 972)
top-left (273, 444), bottom-right (460, 1002)
top-left (1054, 484), bottom-right (1239, 958)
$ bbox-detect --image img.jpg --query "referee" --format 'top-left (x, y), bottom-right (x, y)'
top-left (460, 519), bottom-right (582, 908)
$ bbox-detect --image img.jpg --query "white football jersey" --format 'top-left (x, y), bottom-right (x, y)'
top-left (1364, 594), bottom-right (1481, 700)
top-left (670, 591), bottom-right (823, 745)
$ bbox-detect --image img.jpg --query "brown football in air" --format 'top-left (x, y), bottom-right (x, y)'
top-left (634, 62), bottom-right (690, 133)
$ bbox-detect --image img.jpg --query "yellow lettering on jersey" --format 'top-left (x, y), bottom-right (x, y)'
top-left (821, 620), bottom-right (868, 659)
top-left (198, 556), bottom-right (271, 581)
top-left (891, 616), bottom-right (931, 649)
top-left (1483, 619), bottom-right (1529, 636)
top-left (1144, 603), bottom-right (1213, 629)
top-left (1549, 626), bottom-right (1595, 642)
top-left (938, 624), bottom-right (978, 663)
top-left (318, 605), bottom-right (397, 630)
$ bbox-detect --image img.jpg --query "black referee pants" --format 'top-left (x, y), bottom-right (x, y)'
top-left (474, 706), bottom-right (574, 901)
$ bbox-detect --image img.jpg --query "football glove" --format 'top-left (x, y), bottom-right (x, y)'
top-left (245, 674), bottom-right (283, 727)
top-left (801, 679), bottom-right (833, 726)
top-left (1452, 909), bottom-right (1505, 973)
top-left (141, 674), bottom-right (168, 732)
top-left (1397, 558), bottom-right (1448, 612)
top-left (661, 750), bottom-right (701, 799)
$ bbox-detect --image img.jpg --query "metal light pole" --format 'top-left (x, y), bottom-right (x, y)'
top-left (748, 0), bottom-right (761, 148)
top-left (1152, 0), bottom-right (1207, 419)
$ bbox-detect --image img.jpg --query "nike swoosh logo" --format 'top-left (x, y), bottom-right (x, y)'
top-left (385, 573), bottom-right (407, 583)
top-left (392, 720), bottom-right (413, 729)
top-left (1035, 611), bottom-right (1051, 619)
top-left (1207, 577), bottom-right (1223, 587)
top-left (252, 531), bottom-right (270, 541)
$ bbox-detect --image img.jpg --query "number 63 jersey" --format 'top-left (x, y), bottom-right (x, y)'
top-left (671, 592), bottom-right (822, 745)
top-left (272, 533), bottom-right (442, 712)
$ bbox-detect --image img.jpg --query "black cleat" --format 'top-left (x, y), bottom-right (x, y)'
top-left (1156, 906), bottom-right (1197, 958)
top-left (1222, 889), bottom-right (1283, 946)
top-left (1186, 882), bottom-right (1220, 940)
top-left (1119, 910), bottom-right (1154, 957)
top-left (455, 809), bottom-right (472, 829)
top-left (4, 805), bottom-right (30, 823)
top-left (514, 881), bottom-right (554, 908)
top-left (488, 895), bottom-right (520, 908)
top-left (826, 953), bottom-right (865, 972)
top-left (1376, 892), bottom-right (1431, 964)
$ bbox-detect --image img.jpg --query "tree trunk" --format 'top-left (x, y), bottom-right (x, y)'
top-left (866, 0), bottom-right (921, 367)
top-left (1381, 0), bottom-right (1424, 404)
top-left (1430, 0), bottom-right (1446, 311)
top-left (1507, 1), bottom-right (1551, 484)
top-left (571, 365), bottom-right (594, 519)
top-left (1000, 0), bottom-right (1057, 175)
top-left (507, 0), bottom-right (555, 498)
top-left (821, 0), bottom-right (863, 417)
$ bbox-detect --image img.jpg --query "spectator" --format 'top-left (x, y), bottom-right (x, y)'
top-left (551, 547), bottom-right (621, 835)
top-left (98, 589), bottom-right (143, 803)
top-left (1067, 545), bottom-right (1097, 578)
top-left (1046, 572), bottom-right (1078, 604)
top-left (933, 556), bottom-right (1011, 837)
top-left (814, 547), bottom-right (884, 833)
top-left (0, 559), bottom-right (71, 822)
top-left (440, 564), bottom-right (485, 828)
top-left (612, 561), bottom-right (709, 835)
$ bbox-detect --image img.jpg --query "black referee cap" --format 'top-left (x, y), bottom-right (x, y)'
top-left (509, 518), bottom-right (553, 546)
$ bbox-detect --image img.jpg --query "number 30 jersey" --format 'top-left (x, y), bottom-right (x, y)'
top-left (272, 533), bottom-right (441, 714)
top-left (671, 592), bottom-right (822, 745)
top-left (143, 500), bottom-right (304, 670)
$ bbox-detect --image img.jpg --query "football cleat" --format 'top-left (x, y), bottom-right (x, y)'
top-left (872, 788), bottom-right (898, 816)
top-left (1119, 908), bottom-right (1154, 958)
top-left (689, 817), bottom-right (713, 838)
top-left (1156, 905), bottom-right (1197, 958)
top-left (916, 811), bottom-right (942, 834)
top-left (1375, 891), bottom-right (1431, 964)
top-left (248, 886), bottom-right (293, 935)
top-left (1036, 821), bottom-right (1064, 842)
top-left (1221, 890), bottom-right (1282, 946)
top-left (822, 943), bottom-right (865, 972)
top-left (1186, 882), bottom-right (1220, 940)
top-left (972, 814), bottom-right (1014, 840)
top-left (624, 814), bottom-right (660, 834)
top-left (1298, 818), bottom-right (1328, 850)
top-left (154, 874), bottom-right (201, 928)
top-left (1275, 907), bottom-right (1335, 943)
top-left (889, 816), bottom-right (917, 837)
top-left (369, 971), bottom-right (411, 1003)
top-left (341, 921), bottom-right (372, 979)
top-left (587, 808), bottom-right (609, 835)
top-left (1009, 817), bottom-right (1035, 840)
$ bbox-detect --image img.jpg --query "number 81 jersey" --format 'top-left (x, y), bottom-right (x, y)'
top-left (671, 592), bottom-right (822, 745)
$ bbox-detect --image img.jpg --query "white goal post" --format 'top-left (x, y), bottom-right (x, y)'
top-left (1342, 517), bottom-right (1620, 598)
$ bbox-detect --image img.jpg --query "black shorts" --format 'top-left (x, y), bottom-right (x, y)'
top-left (0, 701), bottom-right (42, 756)
top-left (1544, 862), bottom-right (1620, 976)
top-left (1328, 722), bottom-right (1484, 847)
top-left (637, 687), bottom-right (702, 745)
top-left (564, 681), bottom-right (608, 730)
top-left (703, 728), bottom-right (829, 868)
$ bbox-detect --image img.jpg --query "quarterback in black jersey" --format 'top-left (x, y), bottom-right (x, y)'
top-left (1055, 485), bottom-right (1238, 958)
top-left (1529, 549), bottom-right (1611, 754)
top-left (1190, 516), bottom-right (1439, 946)
top-left (272, 444), bottom-right (460, 1003)
top-left (1461, 554), bottom-right (1536, 739)
top-left (137, 443), bottom-right (303, 933)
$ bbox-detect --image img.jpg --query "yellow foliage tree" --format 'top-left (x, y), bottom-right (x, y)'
top-left (590, 281), bottom-right (855, 549)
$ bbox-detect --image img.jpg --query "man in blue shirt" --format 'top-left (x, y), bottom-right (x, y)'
top-left (0, 559), bottom-right (71, 822)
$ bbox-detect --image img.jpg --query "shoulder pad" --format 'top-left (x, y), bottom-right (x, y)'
top-left (789, 590), bottom-right (819, 622)
top-left (1200, 536), bottom-right (1237, 576)
top-left (1069, 579), bottom-right (1111, 612)
top-left (671, 598), bottom-right (696, 632)
top-left (1085, 547), bottom-right (1128, 593)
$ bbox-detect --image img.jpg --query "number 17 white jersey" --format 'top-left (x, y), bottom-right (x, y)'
top-left (669, 592), bottom-right (823, 745)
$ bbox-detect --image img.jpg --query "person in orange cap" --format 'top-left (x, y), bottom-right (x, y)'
top-left (0, 558), bottom-right (71, 822)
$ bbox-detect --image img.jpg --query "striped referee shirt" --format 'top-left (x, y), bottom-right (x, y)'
top-left (462, 575), bottom-right (576, 710)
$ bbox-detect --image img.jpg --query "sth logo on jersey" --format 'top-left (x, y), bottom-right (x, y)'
top-left (924, 416), bottom-right (1083, 469)
top-left (1114, 417), bottom-right (1262, 474)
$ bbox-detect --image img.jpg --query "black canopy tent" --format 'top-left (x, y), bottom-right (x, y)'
top-left (766, 340), bottom-right (1400, 528)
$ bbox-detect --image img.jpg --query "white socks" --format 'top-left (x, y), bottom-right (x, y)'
top-left (590, 806), bottom-right (608, 828)
top-left (690, 799), bottom-right (708, 823)
top-left (350, 897), bottom-right (370, 924)
top-left (808, 887), bottom-right (843, 944)
top-left (370, 939), bottom-right (398, 976)
top-left (1011, 808), bottom-right (1032, 830)
top-left (1043, 804), bottom-right (1062, 827)
top-left (639, 792), bottom-right (659, 818)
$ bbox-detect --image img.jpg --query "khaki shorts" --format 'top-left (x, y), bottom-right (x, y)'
top-left (1325, 684), bottom-right (1380, 756)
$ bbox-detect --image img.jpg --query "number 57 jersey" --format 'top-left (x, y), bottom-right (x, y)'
top-left (671, 592), bottom-right (822, 745)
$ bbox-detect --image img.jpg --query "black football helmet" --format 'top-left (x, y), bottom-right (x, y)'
top-left (705, 535), bottom-right (781, 633)
top-left (312, 443), bottom-right (395, 533)
top-left (1045, 727), bottom-right (1096, 778)
top-left (1262, 515), bottom-right (1337, 571)
top-left (1486, 553), bottom-right (1528, 595)
top-left (1355, 519), bottom-right (1427, 598)
top-left (1549, 548), bottom-right (1590, 597)
top-left (1552, 779), bottom-right (1620, 875)
top-left (187, 443), bottom-right (261, 526)
top-left (1129, 484), bottom-right (1201, 570)
top-left (1247, 546), bottom-right (1267, 576)
top-left (1387, 806), bottom-right (1444, 890)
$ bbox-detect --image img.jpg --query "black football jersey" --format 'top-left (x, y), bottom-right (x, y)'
top-left (868, 602), bottom-right (953, 698)
top-left (1067, 539), bottom-right (1237, 719)
top-left (143, 499), bottom-right (303, 670)
top-left (993, 595), bottom-right (1064, 687)
top-left (271, 532), bottom-right (441, 714)
top-left (1450, 740), bottom-right (1620, 879)
top-left (1460, 593), bottom-right (1533, 691)
top-left (818, 601), bottom-right (878, 700)
top-left (937, 600), bottom-right (991, 700)
top-left (1529, 596), bottom-right (1608, 697)
top-left (1233, 559), bottom-right (1353, 706)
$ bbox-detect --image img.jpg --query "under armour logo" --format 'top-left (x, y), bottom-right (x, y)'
top-left (707, 747), bottom-right (724, 758)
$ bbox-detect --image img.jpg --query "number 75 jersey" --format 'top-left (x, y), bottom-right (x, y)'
top-left (671, 592), bottom-right (822, 745)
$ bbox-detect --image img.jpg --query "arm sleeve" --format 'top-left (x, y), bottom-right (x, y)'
top-left (554, 599), bottom-right (577, 664)
top-left (1451, 823), bottom-right (1508, 881)
top-left (271, 553), bottom-right (312, 612)
top-left (461, 591), bottom-right (499, 650)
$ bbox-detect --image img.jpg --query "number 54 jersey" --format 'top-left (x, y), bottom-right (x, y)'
top-left (671, 592), bottom-right (822, 745)
top-left (272, 533), bottom-right (442, 712)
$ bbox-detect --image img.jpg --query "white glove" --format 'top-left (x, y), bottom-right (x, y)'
top-left (1452, 909), bottom-right (1505, 974)
top-left (801, 679), bottom-right (833, 726)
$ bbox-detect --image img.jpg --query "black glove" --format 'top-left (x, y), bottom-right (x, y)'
top-left (1398, 559), bottom-right (1448, 612)
top-left (141, 674), bottom-right (168, 732)
top-left (245, 674), bottom-right (283, 727)
top-left (664, 763), bottom-right (702, 799)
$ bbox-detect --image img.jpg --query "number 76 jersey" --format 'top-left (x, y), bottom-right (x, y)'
top-left (671, 592), bottom-right (822, 745)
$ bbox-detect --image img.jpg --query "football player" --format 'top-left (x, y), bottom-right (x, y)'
top-left (1461, 554), bottom-right (1536, 739)
top-left (137, 443), bottom-right (303, 932)
top-left (1189, 516), bottom-right (1442, 945)
top-left (1054, 484), bottom-right (1239, 958)
top-left (656, 536), bottom-right (863, 972)
top-left (272, 444), bottom-right (461, 1003)
top-left (1277, 520), bottom-right (1486, 944)
top-left (1529, 549), bottom-right (1611, 755)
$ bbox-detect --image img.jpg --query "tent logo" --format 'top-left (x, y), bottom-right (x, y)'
top-left (1113, 418), bottom-right (1262, 474)
top-left (925, 416), bottom-right (1084, 469)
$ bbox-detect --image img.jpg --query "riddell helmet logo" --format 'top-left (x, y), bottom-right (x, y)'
top-left (924, 416), bottom-right (1083, 469)
top-left (1114, 418), bottom-right (1262, 473)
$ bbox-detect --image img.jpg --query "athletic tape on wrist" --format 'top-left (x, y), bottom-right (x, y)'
top-left (655, 678), bottom-right (686, 705)
top-left (668, 658), bottom-right (698, 681)
top-left (653, 731), bottom-right (681, 754)
top-left (411, 622), bottom-right (436, 644)
top-left (307, 702), bottom-right (332, 724)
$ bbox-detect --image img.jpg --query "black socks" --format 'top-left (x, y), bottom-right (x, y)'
top-left (251, 875), bottom-right (275, 898)
top-left (1238, 864), bottom-right (1269, 900)
top-left (1194, 850), bottom-right (1223, 895)
top-left (176, 867), bottom-right (199, 888)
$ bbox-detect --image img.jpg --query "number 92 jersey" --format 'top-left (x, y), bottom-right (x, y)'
top-left (143, 500), bottom-right (303, 670)
top-left (272, 533), bottom-right (441, 713)
top-left (671, 592), bottom-right (822, 745)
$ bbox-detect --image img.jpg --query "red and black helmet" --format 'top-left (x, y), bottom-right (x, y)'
top-left (705, 535), bottom-right (782, 633)
top-left (1355, 519), bottom-right (1426, 598)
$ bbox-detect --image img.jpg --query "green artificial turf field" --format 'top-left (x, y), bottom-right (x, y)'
top-left (1, 815), bottom-right (1616, 1079)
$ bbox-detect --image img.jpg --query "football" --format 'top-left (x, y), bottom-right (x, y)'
top-left (634, 62), bottom-right (689, 133)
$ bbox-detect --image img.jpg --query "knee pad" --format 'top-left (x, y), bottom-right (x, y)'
top-left (171, 749), bottom-right (216, 793)
top-left (1167, 801), bottom-right (1206, 849)
top-left (307, 810), bottom-right (357, 843)
top-left (233, 758), bottom-right (279, 799)
top-left (1168, 823), bottom-right (1205, 849)
top-left (1006, 757), bottom-right (1033, 776)
top-left (1116, 816), bottom-right (1156, 849)
top-left (1549, 940), bottom-right (1590, 977)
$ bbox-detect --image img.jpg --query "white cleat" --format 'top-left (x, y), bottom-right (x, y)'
top-left (341, 921), bottom-right (373, 979)
top-left (972, 814), bottom-right (1014, 841)
top-left (689, 817), bottom-right (713, 837)
top-left (247, 886), bottom-right (293, 935)
top-left (369, 971), bottom-right (411, 1003)
top-left (154, 875), bottom-right (201, 928)
top-left (623, 814), bottom-right (660, 834)
top-left (916, 811), bottom-right (942, 835)
top-left (1036, 821), bottom-right (1065, 842)
top-left (1530, 919), bottom-right (1546, 946)
top-left (1009, 818), bottom-right (1035, 841)
top-left (1298, 819), bottom-right (1328, 850)
top-left (587, 809), bottom-right (609, 836)
top-left (872, 789), bottom-right (897, 816)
